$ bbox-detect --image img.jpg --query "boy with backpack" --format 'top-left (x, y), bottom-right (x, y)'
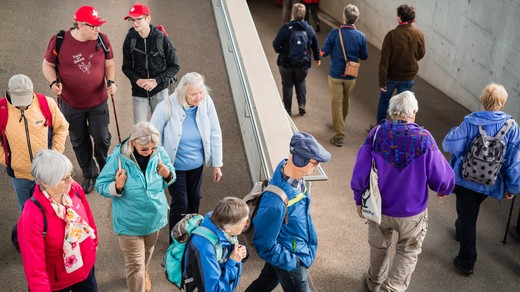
top-left (246, 132), bottom-right (330, 292)
top-left (443, 83), bottom-right (520, 275)
top-left (273, 3), bottom-right (321, 116)
top-left (165, 197), bottom-right (249, 291)
top-left (0, 74), bottom-right (69, 213)
top-left (122, 3), bottom-right (181, 124)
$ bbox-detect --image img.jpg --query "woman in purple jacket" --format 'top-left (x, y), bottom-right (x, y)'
top-left (351, 91), bottom-right (455, 292)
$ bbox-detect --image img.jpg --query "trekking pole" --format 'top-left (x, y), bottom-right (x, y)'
top-left (110, 93), bottom-right (122, 143)
top-left (502, 196), bottom-right (516, 246)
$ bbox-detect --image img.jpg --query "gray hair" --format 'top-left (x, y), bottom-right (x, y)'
top-left (211, 197), bottom-right (249, 230)
top-left (174, 72), bottom-right (209, 109)
top-left (31, 149), bottom-right (73, 187)
top-left (122, 122), bottom-right (161, 156)
top-left (388, 91), bottom-right (419, 120)
top-left (343, 4), bottom-right (360, 24)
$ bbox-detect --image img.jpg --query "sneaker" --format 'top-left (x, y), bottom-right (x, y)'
top-left (145, 269), bottom-right (152, 292)
top-left (453, 256), bottom-right (473, 276)
top-left (330, 136), bottom-right (344, 147)
top-left (298, 106), bottom-right (306, 116)
top-left (81, 178), bottom-right (95, 194)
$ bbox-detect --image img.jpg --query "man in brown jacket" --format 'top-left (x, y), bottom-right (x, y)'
top-left (0, 74), bottom-right (69, 213)
top-left (375, 4), bottom-right (425, 124)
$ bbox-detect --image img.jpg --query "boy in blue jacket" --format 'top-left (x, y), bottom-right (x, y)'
top-left (246, 132), bottom-right (331, 292)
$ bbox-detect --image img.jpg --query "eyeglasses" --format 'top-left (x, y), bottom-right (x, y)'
top-left (61, 171), bottom-right (75, 183)
top-left (309, 161), bottom-right (320, 167)
top-left (127, 17), bottom-right (145, 23)
top-left (83, 23), bottom-right (99, 30)
top-left (139, 146), bottom-right (158, 152)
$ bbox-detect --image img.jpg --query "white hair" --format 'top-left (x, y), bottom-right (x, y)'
top-left (31, 149), bottom-right (73, 187)
top-left (121, 121), bottom-right (161, 156)
top-left (174, 72), bottom-right (209, 109)
top-left (388, 91), bottom-right (419, 120)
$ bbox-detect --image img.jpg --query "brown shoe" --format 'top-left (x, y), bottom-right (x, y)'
top-left (330, 136), bottom-right (344, 147)
top-left (145, 269), bottom-right (152, 292)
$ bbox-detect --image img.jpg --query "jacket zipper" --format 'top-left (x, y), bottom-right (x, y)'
top-left (144, 38), bottom-right (150, 99)
top-left (19, 110), bottom-right (33, 161)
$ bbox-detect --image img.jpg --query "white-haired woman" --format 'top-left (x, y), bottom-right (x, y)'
top-left (18, 149), bottom-right (98, 291)
top-left (95, 121), bottom-right (175, 292)
top-left (151, 72), bottom-right (223, 239)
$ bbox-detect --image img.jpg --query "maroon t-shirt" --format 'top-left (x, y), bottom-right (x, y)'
top-left (44, 30), bottom-right (114, 109)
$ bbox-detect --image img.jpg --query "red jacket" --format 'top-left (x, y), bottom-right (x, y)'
top-left (18, 182), bottom-right (98, 291)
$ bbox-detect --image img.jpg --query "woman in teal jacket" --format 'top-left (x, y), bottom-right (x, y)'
top-left (95, 121), bottom-right (175, 292)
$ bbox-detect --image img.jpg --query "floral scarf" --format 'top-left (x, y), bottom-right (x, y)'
top-left (43, 190), bottom-right (96, 273)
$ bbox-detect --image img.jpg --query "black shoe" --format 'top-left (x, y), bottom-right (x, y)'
top-left (298, 106), bottom-right (306, 116)
top-left (453, 256), bottom-right (473, 276)
top-left (330, 136), bottom-right (344, 147)
top-left (82, 178), bottom-right (95, 194)
top-left (316, 24), bottom-right (321, 32)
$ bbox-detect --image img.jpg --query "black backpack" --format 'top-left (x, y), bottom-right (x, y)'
top-left (11, 196), bottom-right (46, 253)
top-left (287, 24), bottom-right (310, 67)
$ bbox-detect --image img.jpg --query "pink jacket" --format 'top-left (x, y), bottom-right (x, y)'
top-left (18, 182), bottom-right (98, 291)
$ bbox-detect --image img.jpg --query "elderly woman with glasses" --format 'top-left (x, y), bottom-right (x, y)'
top-left (151, 72), bottom-right (223, 239)
top-left (183, 197), bottom-right (249, 292)
top-left (18, 149), bottom-right (98, 291)
top-left (95, 121), bottom-right (175, 292)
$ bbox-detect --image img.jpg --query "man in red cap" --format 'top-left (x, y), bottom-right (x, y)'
top-left (42, 6), bottom-right (117, 194)
top-left (122, 3), bottom-right (180, 124)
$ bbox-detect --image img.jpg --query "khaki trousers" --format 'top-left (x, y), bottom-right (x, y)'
top-left (328, 76), bottom-right (356, 139)
top-left (118, 231), bottom-right (159, 292)
top-left (366, 210), bottom-right (428, 292)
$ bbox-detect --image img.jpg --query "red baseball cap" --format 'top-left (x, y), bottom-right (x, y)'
top-left (74, 6), bottom-right (106, 26)
top-left (124, 3), bottom-right (151, 20)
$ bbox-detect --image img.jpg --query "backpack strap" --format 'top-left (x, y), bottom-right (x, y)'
top-left (35, 93), bottom-right (53, 129)
top-left (494, 119), bottom-right (515, 140)
top-left (192, 226), bottom-right (223, 261)
top-left (477, 125), bottom-right (488, 137)
top-left (96, 33), bottom-right (110, 55)
top-left (264, 184), bottom-right (292, 224)
top-left (0, 97), bottom-right (8, 164)
top-left (30, 196), bottom-right (47, 237)
top-left (53, 30), bottom-right (66, 66)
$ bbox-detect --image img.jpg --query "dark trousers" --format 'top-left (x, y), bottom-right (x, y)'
top-left (376, 79), bottom-right (414, 123)
top-left (53, 266), bottom-right (97, 292)
top-left (304, 3), bottom-right (319, 27)
top-left (245, 262), bottom-right (280, 292)
top-left (168, 165), bottom-right (204, 240)
top-left (279, 65), bottom-right (309, 113)
top-left (455, 186), bottom-right (488, 270)
top-left (60, 100), bottom-right (111, 179)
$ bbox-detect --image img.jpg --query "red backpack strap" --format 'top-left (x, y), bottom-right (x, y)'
top-left (0, 97), bottom-right (9, 163)
top-left (35, 93), bottom-right (53, 129)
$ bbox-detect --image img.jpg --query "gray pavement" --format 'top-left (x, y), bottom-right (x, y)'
top-left (0, 0), bottom-right (519, 291)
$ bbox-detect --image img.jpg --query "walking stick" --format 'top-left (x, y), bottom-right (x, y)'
top-left (502, 196), bottom-right (516, 246)
top-left (110, 93), bottom-right (122, 143)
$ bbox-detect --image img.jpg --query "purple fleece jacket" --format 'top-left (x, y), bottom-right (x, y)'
top-left (351, 120), bottom-right (455, 217)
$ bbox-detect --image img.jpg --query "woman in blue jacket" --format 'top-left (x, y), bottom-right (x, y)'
top-left (184, 197), bottom-right (249, 291)
top-left (151, 72), bottom-right (223, 238)
top-left (443, 83), bottom-right (520, 275)
top-left (95, 122), bottom-right (175, 292)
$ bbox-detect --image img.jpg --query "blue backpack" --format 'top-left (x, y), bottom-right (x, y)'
top-left (164, 214), bottom-right (223, 289)
top-left (287, 24), bottom-right (310, 67)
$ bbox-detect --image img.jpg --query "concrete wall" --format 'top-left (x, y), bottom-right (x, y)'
top-left (320, 0), bottom-right (520, 119)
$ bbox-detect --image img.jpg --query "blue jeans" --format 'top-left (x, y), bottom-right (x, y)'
top-left (376, 79), bottom-right (415, 123)
top-left (10, 177), bottom-right (35, 213)
top-left (274, 263), bottom-right (311, 292)
top-left (245, 262), bottom-right (280, 292)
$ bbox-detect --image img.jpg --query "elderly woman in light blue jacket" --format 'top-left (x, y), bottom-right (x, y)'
top-left (95, 122), bottom-right (175, 292)
top-left (151, 72), bottom-right (223, 240)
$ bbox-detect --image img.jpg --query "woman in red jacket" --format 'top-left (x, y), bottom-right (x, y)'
top-left (18, 149), bottom-right (98, 291)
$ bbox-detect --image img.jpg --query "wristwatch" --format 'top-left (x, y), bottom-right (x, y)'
top-left (107, 80), bottom-right (116, 87)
